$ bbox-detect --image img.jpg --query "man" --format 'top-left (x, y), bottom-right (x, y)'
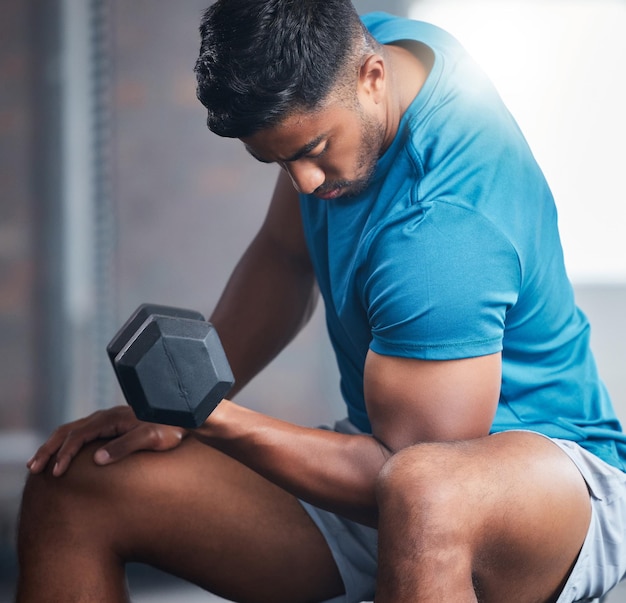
top-left (17, 1), bottom-right (626, 602)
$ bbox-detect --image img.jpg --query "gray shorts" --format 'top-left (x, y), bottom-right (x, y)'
top-left (300, 423), bottom-right (626, 603)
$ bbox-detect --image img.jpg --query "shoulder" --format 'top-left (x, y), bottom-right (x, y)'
top-left (364, 201), bottom-right (520, 270)
top-left (261, 171), bottom-right (312, 267)
top-left (360, 202), bottom-right (521, 312)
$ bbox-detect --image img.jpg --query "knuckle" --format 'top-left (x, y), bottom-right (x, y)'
top-left (50, 425), bottom-right (70, 440)
top-left (65, 428), bottom-right (80, 442)
top-left (146, 425), bottom-right (165, 446)
top-left (36, 441), bottom-right (54, 455)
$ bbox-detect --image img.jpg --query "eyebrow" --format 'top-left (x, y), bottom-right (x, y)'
top-left (245, 133), bottom-right (327, 164)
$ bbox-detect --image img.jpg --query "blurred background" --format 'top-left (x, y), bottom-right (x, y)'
top-left (1, 0), bottom-right (624, 600)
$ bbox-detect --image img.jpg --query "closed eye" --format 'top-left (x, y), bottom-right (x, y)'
top-left (304, 142), bottom-right (328, 161)
top-left (243, 134), bottom-right (329, 165)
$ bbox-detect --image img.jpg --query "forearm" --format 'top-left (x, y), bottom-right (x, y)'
top-left (194, 400), bottom-right (391, 527)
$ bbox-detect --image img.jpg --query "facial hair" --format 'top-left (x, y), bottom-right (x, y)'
top-left (314, 110), bottom-right (386, 199)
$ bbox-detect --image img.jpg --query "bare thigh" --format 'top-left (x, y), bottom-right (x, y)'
top-left (376, 431), bottom-right (592, 603)
top-left (18, 437), bottom-right (344, 603)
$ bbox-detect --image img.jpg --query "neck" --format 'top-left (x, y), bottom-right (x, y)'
top-left (381, 42), bottom-right (432, 150)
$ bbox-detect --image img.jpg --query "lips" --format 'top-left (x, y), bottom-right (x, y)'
top-left (315, 187), bottom-right (343, 200)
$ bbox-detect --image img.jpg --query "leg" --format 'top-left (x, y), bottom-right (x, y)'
top-left (375, 431), bottom-right (591, 603)
top-left (16, 437), bottom-right (344, 603)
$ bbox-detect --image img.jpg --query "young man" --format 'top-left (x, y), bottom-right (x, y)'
top-left (17, 1), bottom-right (626, 601)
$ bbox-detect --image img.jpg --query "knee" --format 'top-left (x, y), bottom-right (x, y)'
top-left (19, 442), bottom-right (115, 534)
top-left (377, 443), bottom-right (458, 503)
top-left (376, 442), bottom-right (470, 535)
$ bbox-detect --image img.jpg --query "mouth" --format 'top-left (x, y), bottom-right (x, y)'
top-left (314, 188), bottom-right (341, 201)
top-left (314, 185), bottom-right (345, 200)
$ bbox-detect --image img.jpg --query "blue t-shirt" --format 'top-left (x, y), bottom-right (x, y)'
top-left (299, 12), bottom-right (626, 470)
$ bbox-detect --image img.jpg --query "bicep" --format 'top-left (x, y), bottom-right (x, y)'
top-left (364, 350), bottom-right (501, 452)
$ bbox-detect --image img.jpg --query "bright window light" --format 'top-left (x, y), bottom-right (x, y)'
top-left (409, 0), bottom-right (626, 284)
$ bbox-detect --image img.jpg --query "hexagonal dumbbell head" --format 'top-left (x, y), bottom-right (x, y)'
top-left (107, 303), bottom-right (207, 366)
top-left (110, 311), bottom-right (234, 428)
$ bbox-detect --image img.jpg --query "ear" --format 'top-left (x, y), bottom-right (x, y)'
top-left (357, 53), bottom-right (386, 104)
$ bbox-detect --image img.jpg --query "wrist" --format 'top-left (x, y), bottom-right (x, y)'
top-left (194, 398), bottom-right (237, 443)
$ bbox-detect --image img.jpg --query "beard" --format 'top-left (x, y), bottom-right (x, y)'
top-left (313, 110), bottom-right (386, 199)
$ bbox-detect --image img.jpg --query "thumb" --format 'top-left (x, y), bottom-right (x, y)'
top-left (93, 423), bottom-right (186, 466)
top-left (94, 448), bottom-right (112, 465)
top-left (92, 426), bottom-right (146, 465)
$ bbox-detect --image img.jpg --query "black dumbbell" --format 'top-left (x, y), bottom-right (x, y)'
top-left (106, 303), bottom-right (235, 428)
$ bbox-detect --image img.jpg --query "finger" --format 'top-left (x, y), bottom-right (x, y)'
top-left (94, 423), bottom-right (187, 466)
top-left (51, 427), bottom-right (105, 477)
top-left (26, 418), bottom-right (91, 474)
top-left (51, 407), bottom-right (138, 476)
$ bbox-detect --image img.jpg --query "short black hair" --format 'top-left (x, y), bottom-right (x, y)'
top-left (194, 0), bottom-right (372, 138)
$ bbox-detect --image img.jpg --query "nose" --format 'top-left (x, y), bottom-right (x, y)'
top-left (284, 161), bottom-right (325, 195)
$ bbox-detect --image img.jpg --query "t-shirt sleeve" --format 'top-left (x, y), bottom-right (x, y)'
top-left (361, 201), bottom-right (521, 360)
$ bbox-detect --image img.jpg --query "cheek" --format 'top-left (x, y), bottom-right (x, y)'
top-left (326, 144), bottom-right (364, 178)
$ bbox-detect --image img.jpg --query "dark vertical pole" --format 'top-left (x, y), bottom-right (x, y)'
top-left (90, 0), bottom-right (117, 414)
top-left (31, 0), bottom-right (67, 432)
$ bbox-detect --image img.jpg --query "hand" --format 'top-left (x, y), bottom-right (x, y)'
top-left (26, 406), bottom-right (188, 477)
